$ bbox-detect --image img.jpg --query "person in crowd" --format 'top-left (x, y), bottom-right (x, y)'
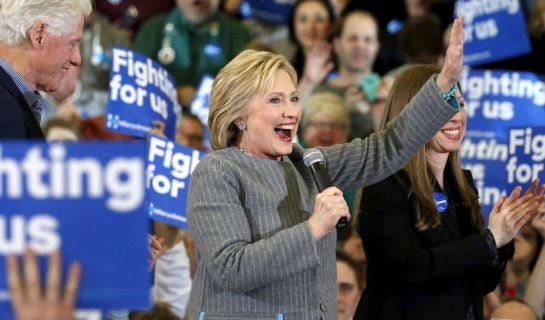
top-left (185, 17), bottom-right (466, 319)
top-left (298, 9), bottom-right (382, 140)
top-left (336, 249), bottom-right (364, 320)
top-left (0, 0), bottom-right (91, 139)
top-left (94, 0), bottom-right (176, 36)
top-left (355, 64), bottom-right (545, 320)
top-left (490, 299), bottom-right (539, 320)
top-left (288, 0), bottom-right (336, 78)
top-left (6, 249), bottom-right (82, 320)
top-left (43, 117), bottom-right (81, 142)
top-left (176, 113), bottom-right (208, 152)
top-left (132, 0), bottom-right (252, 109)
top-left (299, 91), bottom-right (349, 148)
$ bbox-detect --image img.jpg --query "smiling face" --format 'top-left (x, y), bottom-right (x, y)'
top-left (293, 0), bottom-right (331, 50)
top-left (426, 91), bottom-right (466, 161)
top-left (334, 12), bottom-right (380, 74)
top-left (237, 70), bottom-right (301, 160)
top-left (33, 15), bottom-right (84, 92)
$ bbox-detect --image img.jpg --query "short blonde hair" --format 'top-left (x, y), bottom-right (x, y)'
top-left (301, 91), bottom-right (350, 132)
top-left (208, 49), bottom-right (297, 150)
top-left (0, 0), bottom-right (92, 47)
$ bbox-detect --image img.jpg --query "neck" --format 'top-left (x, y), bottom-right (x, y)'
top-left (427, 152), bottom-right (448, 188)
top-left (0, 44), bottom-right (36, 90)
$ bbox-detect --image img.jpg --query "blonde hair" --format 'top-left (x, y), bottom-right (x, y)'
top-left (529, 0), bottom-right (545, 38)
top-left (374, 64), bottom-right (482, 231)
top-left (301, 91), bottom-right (350, 132)
top-left (208, 49), bottom-right (297, 150)
top-left (0, 0), bottom-right (92, 46)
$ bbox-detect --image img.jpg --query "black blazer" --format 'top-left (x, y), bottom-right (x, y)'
top-left (0, 66), bottom-right (44, 139)
top-left (355, 168), bottom-right (513, 320)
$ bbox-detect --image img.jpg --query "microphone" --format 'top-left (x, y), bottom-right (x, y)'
top-left (303, 148), bottom-right (348, 228)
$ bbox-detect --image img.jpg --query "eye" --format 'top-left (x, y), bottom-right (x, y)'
top-left (269, 97), bottom-right (281, 104)
top-left (290, 95), bottom-right (300, 103)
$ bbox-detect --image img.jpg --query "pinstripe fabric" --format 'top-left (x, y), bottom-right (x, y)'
top-left (185, 77), bottom-right (459, 320)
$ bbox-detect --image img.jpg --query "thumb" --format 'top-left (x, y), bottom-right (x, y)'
top-left (490, 194), bottom-right (506, 216)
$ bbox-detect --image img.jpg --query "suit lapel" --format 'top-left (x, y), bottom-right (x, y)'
top-left (0, 67), bottom-right (44, 139)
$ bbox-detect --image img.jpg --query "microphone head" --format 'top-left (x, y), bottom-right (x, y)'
top-left (303, 148), bottom-right (324, 167)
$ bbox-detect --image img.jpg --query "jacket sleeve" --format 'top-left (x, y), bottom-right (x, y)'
top-left (322, 76), bottom-right (459, 192)
top-left (186, 155), bottom-right (321, 293)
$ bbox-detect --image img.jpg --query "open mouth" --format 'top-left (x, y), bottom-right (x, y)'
top-left (274, 124), bottom-right (295, 142)
top-left (441, 128), bottom-right (461, 140)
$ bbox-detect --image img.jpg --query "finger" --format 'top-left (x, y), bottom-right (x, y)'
top-left (523, 178), bottom-right (539, 196)
top-left (514, 211), bottom-right (535, 232)
top-left (6, 255), bottom-right (24, 308)
top-left (24, 248), bottom-right (41, 302)
top-left (490, 195), bottom-right (506, 215)
top-left (503, 186), bottom-right (522, 207)
top-left (63, 261), bottom-right (82, 307)
top-left (45, 250), bottom-right (61, 303)
top-left (507, 199), bottom-right (539, 226)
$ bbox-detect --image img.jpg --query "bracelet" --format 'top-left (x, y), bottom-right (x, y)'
top-left (433, 74), bottom-right (461, 110)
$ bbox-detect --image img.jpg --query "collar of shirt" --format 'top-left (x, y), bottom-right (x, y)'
top-left (0, 57), bottom-right (43, 109)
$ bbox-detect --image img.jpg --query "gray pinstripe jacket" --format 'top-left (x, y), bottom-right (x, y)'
top-left (185, 77), bottom-right (459, 320)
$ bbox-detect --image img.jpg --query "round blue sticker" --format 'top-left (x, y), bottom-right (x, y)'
top-left (204, 42), bottom-right (222, 57)
top-left (433, 192), bottom-right (448, 213)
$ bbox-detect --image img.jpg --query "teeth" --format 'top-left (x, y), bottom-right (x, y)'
top-left (443, 129), bottom-right (460, 136)
top-left (276, 124), bottom-right (294, 130)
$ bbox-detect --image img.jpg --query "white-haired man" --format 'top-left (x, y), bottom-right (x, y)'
top-left (0, 0), bottom-right (91, 139)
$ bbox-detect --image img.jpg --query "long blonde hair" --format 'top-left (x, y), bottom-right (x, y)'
top-left (377, 64), bottom-right (482, 231)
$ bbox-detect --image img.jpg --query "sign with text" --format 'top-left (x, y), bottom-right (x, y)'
top-left (0, 142), bottom-right (150, 319)
top-left (190, 75), bottom-right (213, 150)
top-left (460, 68), bottom-right (545, 216)
top-left (455, 0), bottom-right (531, 66)
top-left (105, 48), bottom-right (179, 139)
top-left (146, 136), bottom-right (204, 229)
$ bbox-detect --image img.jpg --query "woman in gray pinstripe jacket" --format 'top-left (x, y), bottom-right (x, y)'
top-left (185, 18), bottom-right (466, 320)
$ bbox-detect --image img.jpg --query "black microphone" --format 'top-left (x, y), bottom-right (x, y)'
top-left (303, 148), bottom-right (348, 228)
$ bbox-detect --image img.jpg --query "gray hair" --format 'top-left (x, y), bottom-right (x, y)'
top-left (0, 0), bottom-right (92, 46)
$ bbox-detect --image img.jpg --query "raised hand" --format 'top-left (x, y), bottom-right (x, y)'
top-left (308, 186), bottom-right (350, 240)
top-left (7, 249), bottom-right (81, 320)
top-left (436, 17), bottom-right (464, 92)
top-left (301, 41), bottom-right (334, 86)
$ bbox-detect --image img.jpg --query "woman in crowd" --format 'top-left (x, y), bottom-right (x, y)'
top-left (355, 64), bottom-right (545, 320)
top-left (186, 18), bottom-right (465, 319)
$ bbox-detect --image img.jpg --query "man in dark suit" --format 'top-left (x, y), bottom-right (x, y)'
top-left (0, 0), bottom-right (92, 139)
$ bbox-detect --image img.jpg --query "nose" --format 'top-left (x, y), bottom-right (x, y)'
top-left (70, 46), bottom-right (82, 67)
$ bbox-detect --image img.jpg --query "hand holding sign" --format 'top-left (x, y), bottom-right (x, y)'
top-left (6, 249), bottom-right (81, 320)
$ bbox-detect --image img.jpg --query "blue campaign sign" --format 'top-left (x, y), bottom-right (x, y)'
top-left (242, 0), bottom-right (295, 25)
top-left (459, 68), bottom-right (545, 216)
top-left (190, 75), bottom-right (214, 150)
top-left (455, 0), bottom-right (531, 66)
top-left (146, 135), bottom-right (204, 229)
top-left (0, 141), bottom-right (151, 319)
top-left (105, 48), bottom-right (179, 139)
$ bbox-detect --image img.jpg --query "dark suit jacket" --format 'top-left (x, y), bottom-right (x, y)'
top-left (355, 168), bottom-right (513, 320)
top-left (0, 66), bottom-right (44, 139)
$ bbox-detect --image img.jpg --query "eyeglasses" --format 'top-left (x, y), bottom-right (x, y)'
top-left (307, 121), bottom-right (347, 131)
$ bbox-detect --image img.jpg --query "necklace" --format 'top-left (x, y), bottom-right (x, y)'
top-left (237, 147), bottom-right (253, 157)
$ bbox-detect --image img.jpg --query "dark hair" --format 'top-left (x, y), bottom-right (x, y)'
top-left (336, 248), bottom-right (365, 290)
top-left (288, 0), bottom-right (336, 76)
top-left (398, 14), bottom-right (444, 64)
top-left (329, 8), bottom-right (380, 41)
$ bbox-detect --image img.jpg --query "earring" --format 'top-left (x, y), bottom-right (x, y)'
top-left (237, 121), bottom-right (247, 131)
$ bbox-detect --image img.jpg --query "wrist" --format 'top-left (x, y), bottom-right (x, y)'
top-left (433, 74), bottom-right (461, 110)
